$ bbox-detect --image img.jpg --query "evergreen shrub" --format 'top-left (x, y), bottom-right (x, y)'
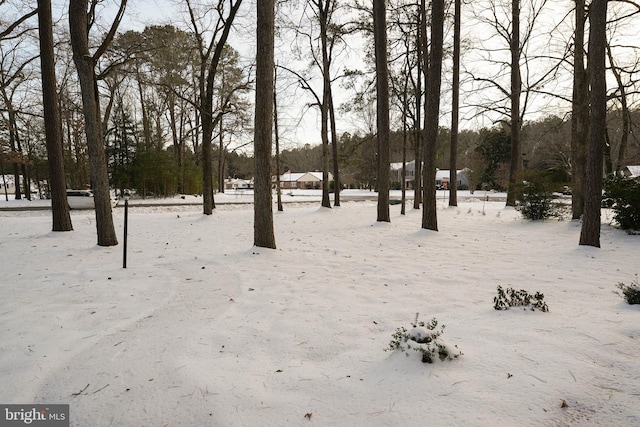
top-left (385, 314), bottom-right (462, 363)
top-left (514, 171), bottom-right (566, 220)
top-left (494, 286), bottom-right (549, 312)
top-left (616, 276), bottom-right (640, 305)
top-left (603, 176), bottom-right (640, 232)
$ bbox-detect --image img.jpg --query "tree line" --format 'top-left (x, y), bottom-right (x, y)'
top-left (1, 0), bottom-right (638, 248)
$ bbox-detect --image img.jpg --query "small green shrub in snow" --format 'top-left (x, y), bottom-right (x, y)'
top-left (603, 176), bottom-right (640, 232)
top-left (386, 314), bottom-right (462, 363)
top-left (616, 276), bottom-right (640, 305)
top-left (514, 171), bottom-right (567, 221)
top-left (494, 286), bottom-right (549, 312)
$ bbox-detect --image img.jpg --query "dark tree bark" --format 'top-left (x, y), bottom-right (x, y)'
top-left (69, 0), bottom-right (119, 246)
top-left (373, 0), bottom-right (390, 222)
top-left (314, 0), bottom-right (332, 209)
top-left (414, 0), bottom-right (427, 211)
top-left (38, 0), bottom-right (73, 232)
top-left (422, 0), bottom-right (444, 230)
top-left (579, 0), bottom-right (608, 248)
top-left (571, 0), bottom-right (588, 220)
top-left (329, 88), bottom-right (340, 206)
top-left (401, 60), bottom-right (409, 216)
top-left (449, 0), bottom-right (461, 207)
top-left (506, 0), bottom-right (522, 207)
top-left (3, 105), bottom-right (23, 200)
top-left (274, 69), bottom-right (283, 213)
top-left (253, 0), bottom-right (276, 249)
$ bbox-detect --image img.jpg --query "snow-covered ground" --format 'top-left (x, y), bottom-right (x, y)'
top-left (1, 193), bottom-right (638, 426)
top-left (0, 188), bottom-right (506, 208)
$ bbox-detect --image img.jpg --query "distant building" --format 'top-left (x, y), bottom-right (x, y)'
top-left (224, 177), bottom-right (253, 190)
top-left (390, 161), bottom-right (470, 189)
top-left (623, 165), bottom-right (640, 179)
top-left (0, 174), bottom-right (32, 195)
top-left (279, 171), bottom-right (333, 190)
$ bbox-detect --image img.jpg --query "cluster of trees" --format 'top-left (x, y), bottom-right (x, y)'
top-left (1, 0), bottom-right (639, 249)
top-left (3, 20), bottom-right (252, 194)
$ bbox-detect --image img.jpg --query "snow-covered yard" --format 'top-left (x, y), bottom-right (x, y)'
top-left (1, 195), bottom-right (638, 426)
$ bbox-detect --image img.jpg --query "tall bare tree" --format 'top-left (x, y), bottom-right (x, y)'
top-left (449, 0), bottom-right (461, 206)
top-left (468, 0), bottom-right (550, 202)
top-left (254, 0), bottom-right (276, 249)
top-left (373, 0), bottom-right (390, 222)
top-left (571, 0), bottom-right (588, 220)
top-left (274, 66), bottom-right (283, 213)
top-left (309, 0), bottom-right (337, 208)
top-left (185, 0), bottom-right (243, 215)
top-left (422, 0), bottom-right (444, 230)
top-left (506, 0), bottom-right (522, 207)
top-left (580, 0), bottom-right (607, 248)
top-left (37, 0), bottom-right (72, 231)
top-left (606, 43), bottom-right (631, 175)
top-left (415, 0), bottom-right (426, 210)
top-left (69, 0), bottom-right (125, 246)
top-left (579, 0), bottom-right (607, 247)
top-left (282, 0), bottom-right (350, 208)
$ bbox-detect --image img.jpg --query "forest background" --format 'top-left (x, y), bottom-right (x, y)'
top-left (1, 1), bottom-right (639, 201)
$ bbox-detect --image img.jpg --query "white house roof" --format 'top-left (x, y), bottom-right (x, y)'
top-left (280, 172), bottom-right (305, 182)
top-left (626, 166), bottom-right (640, 177)
top-left (435, 170), bottom-right (465, 180)
top-left (280, 171), bottom-right (332, 182)
top-left (226, 177), bottom-right (250, 184)
top-left (301, 171), bottom-right (324, 181)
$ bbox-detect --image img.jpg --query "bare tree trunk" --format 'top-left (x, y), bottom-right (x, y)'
top-left (38, 0), bottom-right (72, 232)
top-left (274, 68), bottom-right (283, 212)
top-left (401, 68), bottom-right (409, 216)
top-left (606, 44), bottom-right (630, 175)
top-left (373, 0), bottom-right (390, 222)
top-left (218, 116), bottom-right (225, 193)
top-left (254, 0), bottom-right (276, 249)
top-left (604, 129), bottom-right (613, 176)
top-left (201, 87), bottom-right (216, 213)
top-left (135, 61), bottom-right (151, 148)
top-left (5, 107), bottom-right (23, 200)
top-left (189, 0), bottom-right (243, 215)
top-left (571, 0), bottom-right (588, 220)
top-left (422, 0), bottom-right (444, 230)
top-left (318, 0), bottom-right (332, 209)
top-left (506, 0), bottom-right (522, 207)
top-left (579, 0), bottom-right (607, 248)
top-left (329, 88), bottom-right (340, 206)
top-left (69, 0), bottom-right (118, 246)
top-left (16, 120), bottom-right (31, 201)
top-left (414, 0), bottom-right (426, 210)
top-left (449, 0), bottom-right (461, 207)
top-left (1, 160), bottom-right (8, 201)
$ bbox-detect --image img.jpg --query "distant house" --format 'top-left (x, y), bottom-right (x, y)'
top-left (390, 162), bottom-right (415, 189)
top-left (1, 175), bottom-right (40, 198)
top-left (0, 174), bottom-right (32, 195)
top-left (0, 175), bottom-right (16, 194)
top-left (279, 171), bottom-right (333, 190)
top-left (224, 177), bottom-right (253, 190)
top-left (435, 169), bottom-right (470, 189)
top-left (623, 165), bottom-right (640, 179)
top-left (390, 161), bottom-right (469, 189)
